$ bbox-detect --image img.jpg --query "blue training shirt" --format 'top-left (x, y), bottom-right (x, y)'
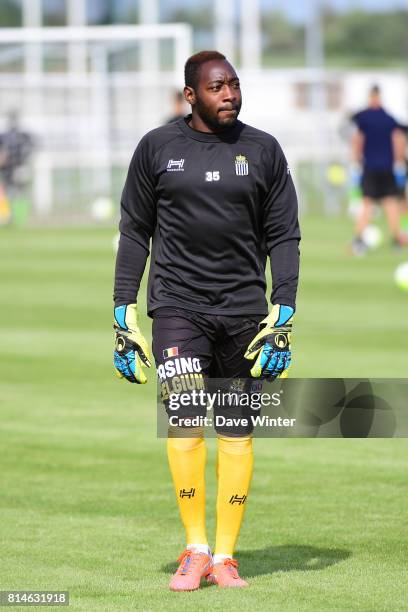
top-left (352, 108), bottom-right (398, 171)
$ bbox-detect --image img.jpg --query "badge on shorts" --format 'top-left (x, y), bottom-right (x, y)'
top-left (250, 380), bottom-right (263, 393)
top-left (163, 346), bottom-right (179, 359)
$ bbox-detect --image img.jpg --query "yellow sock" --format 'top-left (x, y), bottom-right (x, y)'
top-left (167, 434), bottom-right (208, 546)
top-left (214, 435), bottom-right (253, 556)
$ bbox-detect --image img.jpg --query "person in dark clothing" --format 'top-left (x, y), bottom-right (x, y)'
top-left (113, 50), bottom-right (300, 590)
top-left (0, 111), bottom-right (34, 193)
top-left (350, 85), bottom-right (407, 254)
top-left (165, 89), bottom-right (186, 124)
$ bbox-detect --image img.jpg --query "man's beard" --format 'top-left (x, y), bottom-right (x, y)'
top-left (195, 98), bottom-right (241, 131)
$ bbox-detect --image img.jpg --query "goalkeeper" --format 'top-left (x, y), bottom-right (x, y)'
top-left (113, 50), bottom-right (300, 590)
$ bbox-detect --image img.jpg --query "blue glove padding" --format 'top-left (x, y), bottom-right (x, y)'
top-left (114, 337), bottom-right (143, 383)
top-left (258, 343), bottom-right (292, 378)
top-left (114, 304), bottom-right (151, 384)
top-left (244, 304), bottom-right (294, 380)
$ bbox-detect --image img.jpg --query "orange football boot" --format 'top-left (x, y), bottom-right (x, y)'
top-left (169, 549), bottom-right (212, 592)
top-left (206, 558), bottom-right (248, 588)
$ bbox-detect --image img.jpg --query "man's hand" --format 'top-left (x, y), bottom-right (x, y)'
top-left (113, 303), bottom-right (151, 384)
top-left (393, 162), bottom-right (407, 190)
top-left (244, 304), bottom-right (293, 380)
top-left (349, 163), bottom-right (362, 189)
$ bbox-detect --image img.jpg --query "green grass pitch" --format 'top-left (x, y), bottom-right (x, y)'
top-left (0, 216), bottom-right (407, 610)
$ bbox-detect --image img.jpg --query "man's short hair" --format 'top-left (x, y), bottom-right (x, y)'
top-left (370, 84), bottom-right (381, 96)
top-left (184, 50), bottom-right (226, 90)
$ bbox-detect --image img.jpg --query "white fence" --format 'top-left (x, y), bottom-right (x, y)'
top-left (0, 26), bottom-right (407, 220)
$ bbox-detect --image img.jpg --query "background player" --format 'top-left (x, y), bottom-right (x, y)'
top-left (113, 51), bottom-right (300, 591)
top-left (165, 89), bottom-right (187, 124)
top-left (350, 85), bottom-right (407, 254)
top-left (0, 110), bottom-right (34, 199)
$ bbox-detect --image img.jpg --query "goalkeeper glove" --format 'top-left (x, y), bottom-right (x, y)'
top-left (244, 304), bottom-right (294, 380)
top-left (113, 303), bottom-right (151, 384)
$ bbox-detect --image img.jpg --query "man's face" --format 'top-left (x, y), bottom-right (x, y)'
top-left (369, 92), bottom-right (381, 108)
top-left (187, 60), bottom-right (242, 130)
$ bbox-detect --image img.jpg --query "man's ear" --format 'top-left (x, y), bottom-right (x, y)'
top-left (184, 86), bottom-right (195, 106)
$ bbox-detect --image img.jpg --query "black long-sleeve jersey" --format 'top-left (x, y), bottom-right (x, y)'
top-left (114, 115), bottom-right (300, 316)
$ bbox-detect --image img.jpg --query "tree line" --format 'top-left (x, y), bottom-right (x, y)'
top-left (0, 1), bottom-right (407, 67)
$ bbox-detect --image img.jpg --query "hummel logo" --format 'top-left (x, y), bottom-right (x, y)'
top-left (167, 159), bottom-right (185, 172)
top-left (229, 494), bottom-right (247, 505)
top-left (180, 488), bottom-right (195, 498)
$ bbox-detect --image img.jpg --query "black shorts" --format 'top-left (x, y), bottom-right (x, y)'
top-left (152, 307), bottom-right (264, 436)
top-left (361, 170), bottom-right (398, 199)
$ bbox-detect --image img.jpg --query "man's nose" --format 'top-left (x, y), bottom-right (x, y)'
top-left (222, 85), bottom-right (237, 100)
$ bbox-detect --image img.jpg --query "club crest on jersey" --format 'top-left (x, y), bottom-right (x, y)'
top-left (167, 159), bottom-right (185, 172)
top-left (235, 154), bottom-right (249, 176)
